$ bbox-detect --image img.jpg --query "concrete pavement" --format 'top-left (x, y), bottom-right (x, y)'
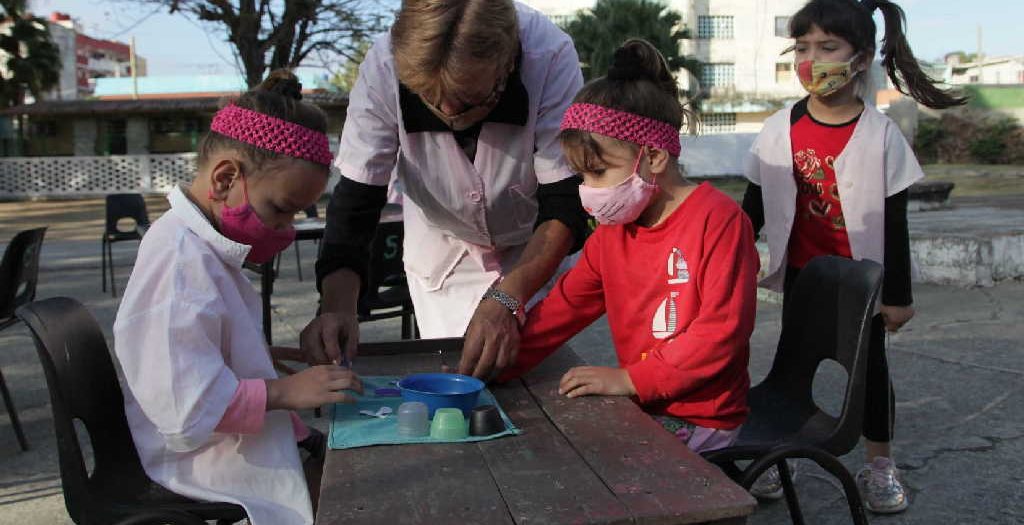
top-left (0, 236), bottom-right (1022, 524)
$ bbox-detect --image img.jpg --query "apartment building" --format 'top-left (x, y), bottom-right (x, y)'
top-left (524, 0), bottom-right (810, 133)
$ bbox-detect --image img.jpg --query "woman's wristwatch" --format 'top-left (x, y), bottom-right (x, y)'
top-left (483, 287), bottom-right (526, 327)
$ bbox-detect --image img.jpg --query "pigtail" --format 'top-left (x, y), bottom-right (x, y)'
top-left (874, 0), bottom-right (967, 109)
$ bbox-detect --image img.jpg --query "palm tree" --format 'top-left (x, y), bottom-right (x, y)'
top-left (0, 0), bottom-right (61, 107)
top-left (562, 0), bottom-right (700, 84)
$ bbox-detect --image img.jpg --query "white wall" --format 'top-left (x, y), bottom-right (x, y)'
top-left (949, 59), bottom-right (1024, 86)
top-left (45, 22), bottom-right (78, 101)
top-left (679, 133), bottom-right (757, 177)
top-left (679, 0), bottom-right (807, 99)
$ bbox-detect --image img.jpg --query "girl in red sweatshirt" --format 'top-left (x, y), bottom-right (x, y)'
top-left (498, 39), bottom-right (760, 453)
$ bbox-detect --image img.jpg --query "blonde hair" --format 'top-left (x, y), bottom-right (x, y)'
top-left (391, 0), bottom-right (519, 103)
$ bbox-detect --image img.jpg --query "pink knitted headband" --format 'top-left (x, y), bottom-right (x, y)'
top-left (210, 104), bottom-right (334, 166)
top-left (560, 103), bottom-right (681, 157)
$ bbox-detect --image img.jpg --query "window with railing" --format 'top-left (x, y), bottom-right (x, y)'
top-left (775, 16), bottom-right (791, 38)
top-left (776, 62), bottom-right (793, 84)
top-left (701, 63), bottom-right (735, 88)
top-left (701, 113), bottom-right (737, 134)
top-left (698, 16), bottom-right (734, 39)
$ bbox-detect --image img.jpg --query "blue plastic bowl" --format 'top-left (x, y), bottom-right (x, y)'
top-left (397, 373), bottom-right (484, 417)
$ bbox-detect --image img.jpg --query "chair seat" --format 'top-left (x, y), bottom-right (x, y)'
top-left (359, 285), bottom-right (412, 317)
top-left (101, 480), bottom-right (247, 522)
top-left (104, 231), bottom-right (143, 243)
top-left (732, 386), bottom-right (842, 456)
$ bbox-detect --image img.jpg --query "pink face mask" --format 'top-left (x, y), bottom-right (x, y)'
top-left (578, 147), bottom-right (659, 226)
top-left (216, 176), bottom-right (296, 264)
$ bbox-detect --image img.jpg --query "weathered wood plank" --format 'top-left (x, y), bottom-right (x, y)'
top-left (477, 381), bottom-right (633, 525)
top-left (522, 347), bottom-right (757, 525)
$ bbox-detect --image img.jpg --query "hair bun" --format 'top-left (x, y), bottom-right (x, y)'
top-left (608, 47), bottom-right (652, 82)
top-left (258, 69), bottom-right (304, 101)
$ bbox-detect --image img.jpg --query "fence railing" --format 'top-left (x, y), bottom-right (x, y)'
top-left (0, 153), bottom-right (342, 199)
top-left (0, 153), bottom-right (198, 199)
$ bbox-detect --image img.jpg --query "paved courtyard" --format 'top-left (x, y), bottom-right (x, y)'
top-left (0, 194), bottom-right (1022, 524)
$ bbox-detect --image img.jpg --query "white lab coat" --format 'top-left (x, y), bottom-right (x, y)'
top-left (113, 186), bottom-right (312, 525)
top-left (335, 2), bottom-right (582, 336)
top-left (744, 102), bottom-right (924, 291)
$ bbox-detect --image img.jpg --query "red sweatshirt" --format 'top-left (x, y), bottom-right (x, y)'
top-left (504, 183), bottom-right (759, 429)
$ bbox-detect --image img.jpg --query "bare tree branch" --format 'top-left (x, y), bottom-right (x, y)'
top-left (123, 0), bottom-right (387, 87)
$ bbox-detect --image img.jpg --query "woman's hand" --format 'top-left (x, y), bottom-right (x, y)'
top-left (266, 365), bottom-right (364, 411)
top-left (880, 304), bottom-right (915, 332)
top-left (558, 366), bottom-right (636, 399)
top-left (458, 298), bottom-right (520, 379)
top-left (300, 312), bottom-right (360, 366)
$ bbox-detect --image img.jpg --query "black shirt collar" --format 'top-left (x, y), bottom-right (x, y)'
top-left (398, 55), bottom-right (530, 133)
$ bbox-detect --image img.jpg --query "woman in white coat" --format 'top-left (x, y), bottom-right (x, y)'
top-left (304, 0), bottom-right (590, 379)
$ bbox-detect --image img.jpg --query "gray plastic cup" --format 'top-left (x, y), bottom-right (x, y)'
top-left (396, 401), bottom-right (429, 437)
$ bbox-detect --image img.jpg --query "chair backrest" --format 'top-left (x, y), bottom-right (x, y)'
top-left (760, 255), bottom-right (883, 454)
top-left (365, 220), bottom-right (405, 297)
top-left (15, 297), bottom-right (152, 522)
top-left (0, 227), bottom-right (46, 319)
top-left (105, 193), bottom-right (150, 234)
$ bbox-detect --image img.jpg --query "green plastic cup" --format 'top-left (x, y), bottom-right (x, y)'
top-left (430, 408), bottom-right (469, 440)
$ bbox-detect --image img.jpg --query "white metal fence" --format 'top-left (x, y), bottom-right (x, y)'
top-left (0, 153), bottom-right (198, 198)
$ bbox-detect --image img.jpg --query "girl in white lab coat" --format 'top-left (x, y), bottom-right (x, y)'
top-left (113, 70), bottom-right (363, 525)
top-left (742, 0), bottom-right (966, 513)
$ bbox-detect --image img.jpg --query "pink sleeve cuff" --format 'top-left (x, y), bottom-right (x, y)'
top-left (214, 379), bottom-right (267, 435)
top-left (290, 411), bottom-right (311, 442)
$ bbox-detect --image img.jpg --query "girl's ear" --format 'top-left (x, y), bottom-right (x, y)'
top-left (647, 147), bottom-right (671, 175)
top-left (855, 49), bottom-right (875, 73)
top-left (208, 158), bottom-right (243, 202)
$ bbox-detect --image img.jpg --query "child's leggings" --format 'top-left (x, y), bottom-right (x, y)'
top-left (784, 266), bottom-right (895, 443)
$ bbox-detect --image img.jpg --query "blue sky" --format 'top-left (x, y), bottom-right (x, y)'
top-left (30, 0), bottom-right (1024, 76)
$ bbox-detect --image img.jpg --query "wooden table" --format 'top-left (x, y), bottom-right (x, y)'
top-left (317, 345), bottom-right (756, 525)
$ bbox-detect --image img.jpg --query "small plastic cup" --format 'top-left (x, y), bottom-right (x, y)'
top-left (396, 402), bottom-right (429, 437)
top-left (469, 405), bottom-right (505, 437)
top-left (430, 408), bottom-right (468, 440)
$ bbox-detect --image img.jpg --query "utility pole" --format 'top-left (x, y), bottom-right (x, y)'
top-left (130, 36), bottom-right (139, 100)
top-left (976, 25), bottom-right (984, 84)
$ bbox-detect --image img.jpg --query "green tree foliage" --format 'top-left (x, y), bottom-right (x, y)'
top-left (329, 37), bottom-right (370, 94)
top-left (561, 0), bottom-right (699, 83)
top-left (0, 0), bottom-right (61, 107)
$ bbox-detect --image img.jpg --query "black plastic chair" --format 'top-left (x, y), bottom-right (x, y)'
top-left (101, 193), bottom-right (150, 298)
top-left (275, 204), bottom-right (320, 282)
top-left (702, 256), bottom-right (882, 525)
top-left (0, 227), bottom-right (46, 451)
top-left (15, 298), bottom-right (247, 525)
top-left (357, 220), bottom-right (417, 339)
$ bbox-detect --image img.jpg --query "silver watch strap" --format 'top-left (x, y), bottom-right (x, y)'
top-left (484, 287), bottom-right (521, 315)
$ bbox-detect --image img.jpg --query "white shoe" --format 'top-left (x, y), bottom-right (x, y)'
top-left (856, 456), bottom-right (909, 514)
top-left (749, 460), bottom-right (798, 500)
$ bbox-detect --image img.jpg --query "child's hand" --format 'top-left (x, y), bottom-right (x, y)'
top-left (558, 366), bottom-right (636, 399)
top-left (266, 365), bottom-right (364, 411)
top-left (880, 304), bottom-right (915, 332)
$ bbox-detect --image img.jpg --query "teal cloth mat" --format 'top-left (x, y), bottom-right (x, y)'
top-left (328, 375), bottom-right (521, 450)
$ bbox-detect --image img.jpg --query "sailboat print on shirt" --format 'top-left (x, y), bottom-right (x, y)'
top-left (667, 248), bottom-right (689, 284)
top-left (652, 291), bottom-right (680, 340)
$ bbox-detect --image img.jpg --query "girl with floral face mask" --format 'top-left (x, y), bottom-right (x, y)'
top-left (112, 71), bottom-right (362, 525)
top-left (494, 39), bottom-right (761, 455)
top-left (742, 0), bottom-right (966, 513)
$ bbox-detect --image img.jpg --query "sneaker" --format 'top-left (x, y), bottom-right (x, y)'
top-left (856, 456), bottom-right (909, 514)
top-left (749, 460), bottom-right (798, 500)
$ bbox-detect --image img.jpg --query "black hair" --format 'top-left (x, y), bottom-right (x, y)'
top-left (197, 69), bottom-right (329, 172)
top-left (561, 38), bottom-right (693, 173)
top-left (790, 0), bottom-right (967, 109)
